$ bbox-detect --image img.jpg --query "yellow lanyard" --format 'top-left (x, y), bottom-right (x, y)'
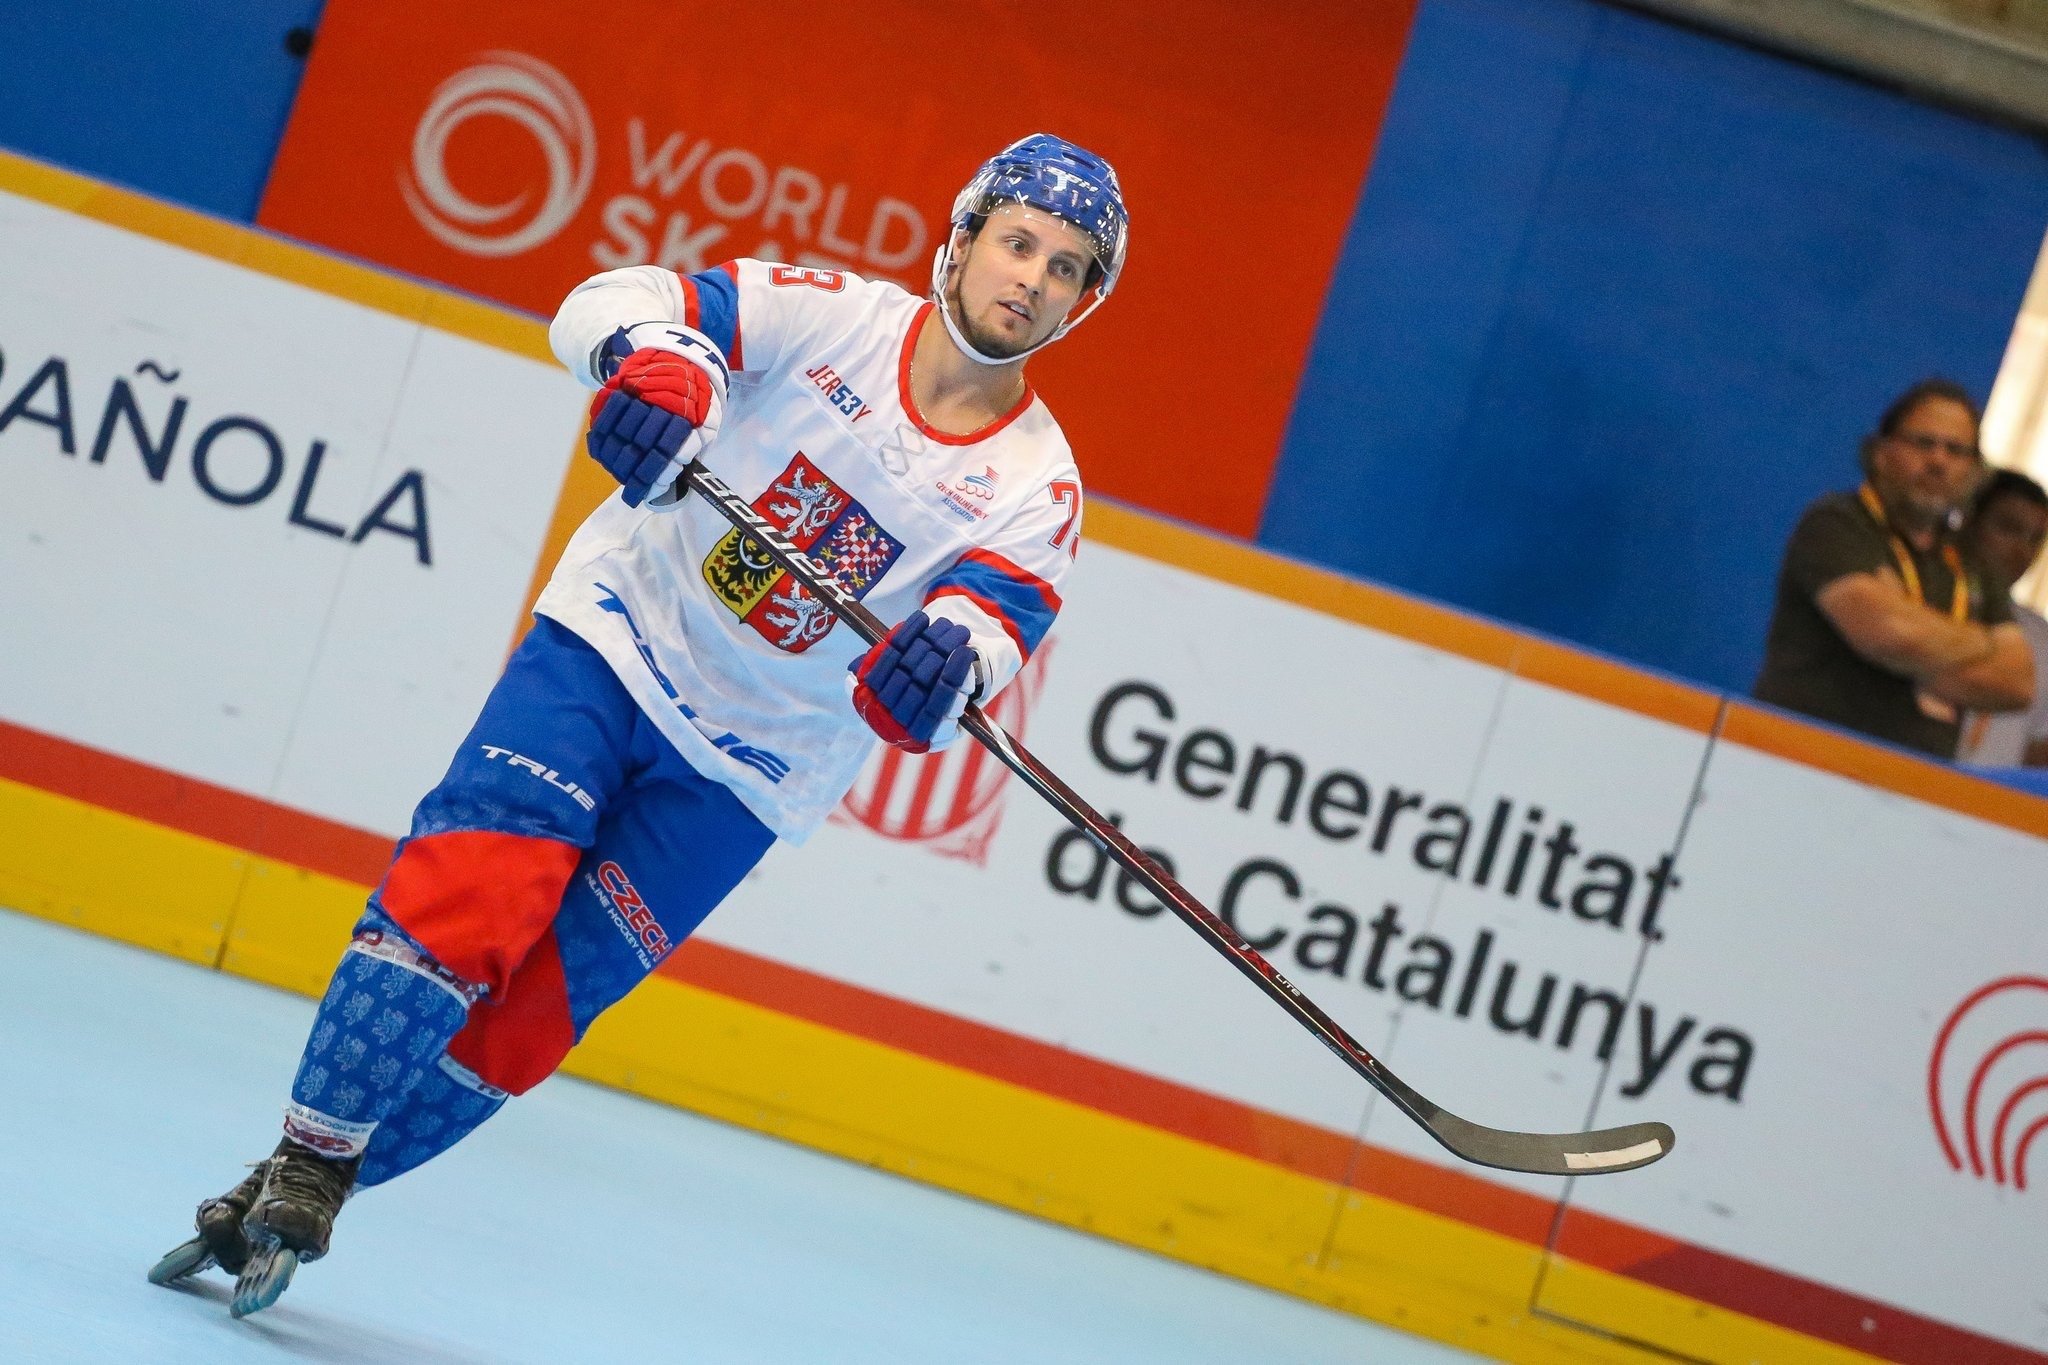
top-left (1858, 484), bottom-right (1969, 623)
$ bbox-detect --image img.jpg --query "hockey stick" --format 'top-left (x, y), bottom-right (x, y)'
top-left (682, 462), bottom-right (1675, 1176)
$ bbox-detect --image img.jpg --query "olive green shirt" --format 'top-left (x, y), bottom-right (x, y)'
top-left (1753, 491), bottom-right (2010, 757)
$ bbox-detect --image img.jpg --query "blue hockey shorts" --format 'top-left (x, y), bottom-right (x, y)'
top-left (364, 615), bottom-right (776, 1095)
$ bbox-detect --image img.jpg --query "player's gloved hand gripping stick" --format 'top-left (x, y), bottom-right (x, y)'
top-left (585, 325), bottom-right (729, 508)
top-left (682, 461), bottom-right (1676, 1177)
top-left (849, 612), bottom-right (982, 754)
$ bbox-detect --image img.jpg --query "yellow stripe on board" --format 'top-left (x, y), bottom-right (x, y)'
top-left (0, 762), bottom-right (1883, 1365)
top-left (1536, 1256), bottom-right (1891, 1365)
top-left (219, 856), bottom-right (382, 998)
top-left (0, 775), bottom-right (236, 966)
top-left (0, 148), bottom-right (554, 365)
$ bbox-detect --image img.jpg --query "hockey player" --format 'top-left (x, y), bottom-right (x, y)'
top-left (150, 133), bottom-right (1128, 1316)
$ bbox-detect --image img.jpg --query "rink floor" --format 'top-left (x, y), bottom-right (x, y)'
top-left (0, 910), bottom-right (1477, 1364)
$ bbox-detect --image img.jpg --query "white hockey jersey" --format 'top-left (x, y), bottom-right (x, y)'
top-left (538, 260), bottom-right (1083, 842)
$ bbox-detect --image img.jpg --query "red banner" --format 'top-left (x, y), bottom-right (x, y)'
top-left (259, 1), bottom-right (1414, 537)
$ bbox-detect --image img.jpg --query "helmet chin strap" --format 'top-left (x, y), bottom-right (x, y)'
top-left (936, 293), bottom-right (1036, 366)
top-left (929, 237), bottom-right (1069, 366)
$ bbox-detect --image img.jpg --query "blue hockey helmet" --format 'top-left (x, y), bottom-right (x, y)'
top-left (931, 133), bottom-right (1129, 363)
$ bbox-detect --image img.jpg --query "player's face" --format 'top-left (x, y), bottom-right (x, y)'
top-left (947, 203), bottom-right (1096, 358)
top-left (1870, 397), bottom-right (1982, 525)
top-left (1970, 493), bottom-right (2048, 589)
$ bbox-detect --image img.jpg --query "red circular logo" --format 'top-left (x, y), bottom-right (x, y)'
top-left (1928, 976), bottom-right (2048, 1189)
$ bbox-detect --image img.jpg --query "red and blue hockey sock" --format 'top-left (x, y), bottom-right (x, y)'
top-left (282, 617), bottom-right (779, 1170)
top-left (353, 1050), bottom-right (507, 1188)
top-left (282, 909), bottom-right (482, 1161)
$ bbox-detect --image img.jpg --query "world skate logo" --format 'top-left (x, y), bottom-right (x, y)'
top-left (701, 453), bottom-right (902, 653)
top-left (1929, 976), bottom-right (2048, 1190)
top-left (401, 52), bottom-right (595, 257)
top-left (831, 639), bottom-right (1055, 866)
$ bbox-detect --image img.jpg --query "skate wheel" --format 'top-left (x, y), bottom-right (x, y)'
top-left (229, 1247), bottom-right (299, 1318)
top-left (147, 1238), bottom-right (217, 1286)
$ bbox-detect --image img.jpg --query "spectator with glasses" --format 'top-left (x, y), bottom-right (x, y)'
top-left (1754, 378), bottom-right (2033, 757)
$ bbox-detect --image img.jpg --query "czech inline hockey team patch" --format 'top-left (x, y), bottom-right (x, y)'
top-left (702, 453), bottom-right (903, 653)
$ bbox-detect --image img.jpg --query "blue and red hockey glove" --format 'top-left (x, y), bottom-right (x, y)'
top-left (585, 324), bottom-right (728, 508)
top-left (849, 611), bottom-right (983, 753)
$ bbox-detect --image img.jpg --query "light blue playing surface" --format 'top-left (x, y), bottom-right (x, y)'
top-left (0, 909), bottom-right (1480, 1364)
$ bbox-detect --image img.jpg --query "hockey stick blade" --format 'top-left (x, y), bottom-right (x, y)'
top-left (1369, 1063), bottom-right (1675, 1175)
top-left (1435, 1113), bottom-right (1675, 1177)
top-left (679, 461), bottom-right (1676, 1177)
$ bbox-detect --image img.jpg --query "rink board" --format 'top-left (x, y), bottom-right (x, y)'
top-left (4, 151), bottom-right (2047, 1364)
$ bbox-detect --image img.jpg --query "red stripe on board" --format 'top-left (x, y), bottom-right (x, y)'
top-left (2, 718), bottom-right (2038, 1364)
top-left (0, 718), bottom-right (392, 886)
top-left (1621, 1241), bottom-right (2044, 1365)
top-left (661, 936), bottom-right (2046, 1365)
